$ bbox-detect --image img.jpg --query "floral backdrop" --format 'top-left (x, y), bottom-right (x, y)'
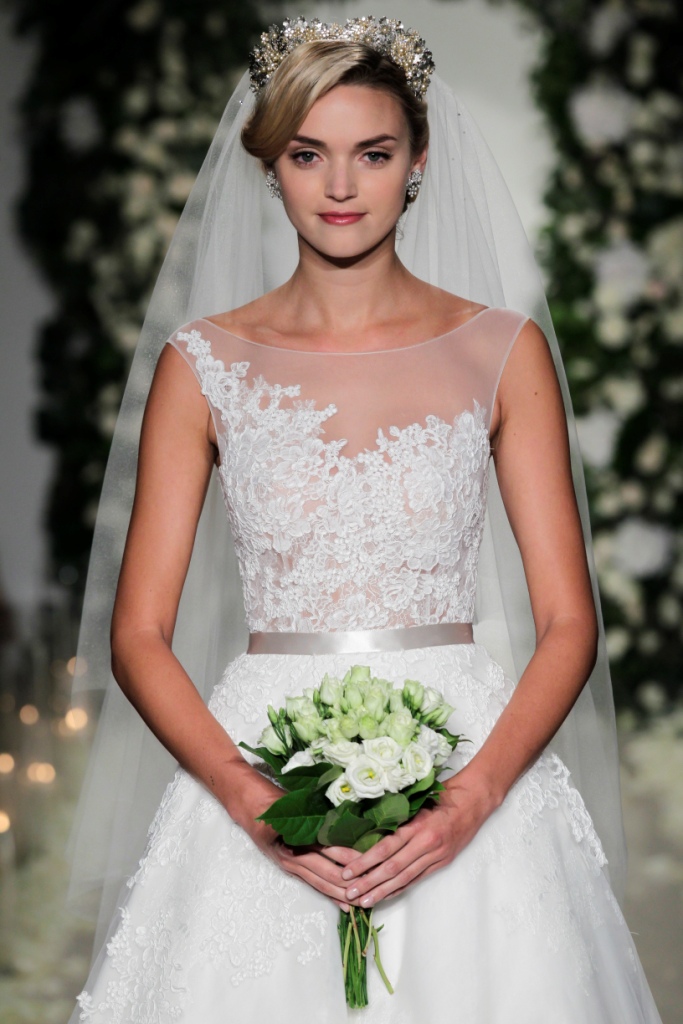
top-left (2, 2), bottom-right (682, 701)
top-left (0, 0), bottom-right (681, 1020)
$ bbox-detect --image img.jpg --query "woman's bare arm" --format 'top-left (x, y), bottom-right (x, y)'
top-left (110, 344), bottom-right (358, 907)
top-left (338, 317), bottom-right (599, 905)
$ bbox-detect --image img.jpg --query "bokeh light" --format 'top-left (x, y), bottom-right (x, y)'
top-left (66, 656), bottom-right (88, 677)
top-left (64, 707), bottom-right (89, 731)
top-left (26, 762), bottom-right (56, 784)
top-left (19, 704), bottom-right (39, 725)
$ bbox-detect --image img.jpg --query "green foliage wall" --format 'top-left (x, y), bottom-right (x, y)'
top-left (5, 0), bottom-right (683, 710)
top-left (500, 0), bottom-right (682, 711)
top-left (4, 0), bottom-right (282, 586)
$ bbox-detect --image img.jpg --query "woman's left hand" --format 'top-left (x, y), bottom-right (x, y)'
top-left (330, 768), bottom-right (502, 908)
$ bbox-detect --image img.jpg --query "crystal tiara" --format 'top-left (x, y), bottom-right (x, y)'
top-left (248, 15), bottom-right (435, 100)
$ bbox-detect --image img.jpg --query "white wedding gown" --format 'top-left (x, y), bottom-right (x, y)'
top-left (72, 307), bottom-right (662, 1023)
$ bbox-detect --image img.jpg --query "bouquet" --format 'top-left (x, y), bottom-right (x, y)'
top-left (239, 664), bottom-right (465, 1009)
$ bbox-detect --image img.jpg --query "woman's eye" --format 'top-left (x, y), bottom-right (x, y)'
top-left (364, 151), bottom-right (391, 164)
top-left (292, 151), bottom-right (318, 165)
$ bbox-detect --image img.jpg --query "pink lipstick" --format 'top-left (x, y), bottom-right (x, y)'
top-left (319, 213), bottom-right (366, 225)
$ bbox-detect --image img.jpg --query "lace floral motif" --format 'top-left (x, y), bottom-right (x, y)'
top-left (176, 328), bottom-right (491, 633)
top-left (77, 765), bottom-right (327, 1021)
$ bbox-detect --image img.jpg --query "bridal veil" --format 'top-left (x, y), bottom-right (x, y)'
top-left (63, 59), bottom-right (627, 962)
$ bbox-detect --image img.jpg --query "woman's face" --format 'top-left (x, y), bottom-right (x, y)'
top-left (273, 84), bottom-right (426, 261)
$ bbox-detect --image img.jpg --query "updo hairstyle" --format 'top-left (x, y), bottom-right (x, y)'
top-left (241, 39), bottom-right (429, 178)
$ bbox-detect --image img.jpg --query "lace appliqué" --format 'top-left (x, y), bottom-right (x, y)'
top-left (176, 328), bottom-right (491, 633)
top-left (76, 767), bottom-right (327, 1021)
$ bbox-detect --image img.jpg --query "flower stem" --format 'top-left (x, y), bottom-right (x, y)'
top-left (372, 925), bottom-right (394, 995)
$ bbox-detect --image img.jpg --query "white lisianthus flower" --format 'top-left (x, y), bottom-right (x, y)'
top-left (346, 755), bottom-right (388, 799)
top-left (319, 673), bottom-right (344, 706)
top-left (417, 724), bottom-right (452, 766)
top-left (339, 712), bottom-right (361, 740)
top-left (388, 689), bottom-right (405, 713)
top-left (402, 742), bottom-right (434, 781)
top-left (281, 749), bottom-right (316, 773)
top-left (363, 688), bottom-right (388, 722)
top-left (321, 740), bottom-right (363, 767)
top-left (326, 773), bottom-right (361, 807)
top-left (291, 716), bottom-right (323, 744)
top-left (358, 713), bottom-right (380, 740)
top-left (259, 724), bottom-right (291, 756)
top-left (402, 678), bottom-right (425, 713)
top-left (362, 736), bottom-right (403, 767)
top-left (422, 701), bottom-right (454, 729)
top-left (419, 687), bottom-right (444, 716)
top-left (343, 682), bottom-right (365, 711)
top-left (286, 695), bottom-right (318, 720)
top-left (381, 709), bottom-right (417, 747)
top-left (383, 762), bottom-right (417, 793)
top-left (344, 665), bottom-right (372, 686)
top-left (321, 717), bottom-right (345, 743)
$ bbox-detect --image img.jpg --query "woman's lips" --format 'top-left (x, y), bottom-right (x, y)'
top-left (319, 213), bottom-right (366, 225)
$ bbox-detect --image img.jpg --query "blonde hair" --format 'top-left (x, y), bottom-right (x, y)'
top-left (241, 40), bottom-right (429, 165)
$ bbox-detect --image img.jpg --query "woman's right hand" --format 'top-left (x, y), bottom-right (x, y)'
top-left (221, 759), bottom-right (362, 911)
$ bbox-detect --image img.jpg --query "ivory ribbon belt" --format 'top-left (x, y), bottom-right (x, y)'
top-left (247, 621), bottom-right (474, 655)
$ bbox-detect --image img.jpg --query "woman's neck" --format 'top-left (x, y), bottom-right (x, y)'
top-left (279, 230), bottom-right (420, 339)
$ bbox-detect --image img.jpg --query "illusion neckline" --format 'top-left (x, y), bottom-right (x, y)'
top-left (198, 306), bottom-right (490, 356)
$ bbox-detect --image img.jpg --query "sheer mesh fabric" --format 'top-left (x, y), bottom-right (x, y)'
top-left (168, 307), bottom-right (527, 633)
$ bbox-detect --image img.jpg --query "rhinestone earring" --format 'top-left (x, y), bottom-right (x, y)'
top-left (265, 168), bottom-right (282, 200)
top-left (406, 168), bottom-right (423, 202)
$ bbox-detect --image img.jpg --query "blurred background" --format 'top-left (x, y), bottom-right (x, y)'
top-left (0, 0), bottom-right (681, 1021)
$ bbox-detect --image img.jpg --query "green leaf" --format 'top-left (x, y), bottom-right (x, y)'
top-left (318, 804), bottom-right (376, 847)
top-left (440, 729), bottom-right (468, 749)
top-left (363, 792), bottom-right (410, 830)
top-left (352, 829), bottom-right (389, 852)
top-left (409, 780), bottom-right (445, 812)
top-left (276, 762), bottom-right (338, 792)
top-left (238, 741), bottom-right (287, 773)
top-left (257, 786), bottom-right (329, 845)
top-left (401, 769), bottom-right (436, 798)
top-left (315, 764), bottom-right (344, 789)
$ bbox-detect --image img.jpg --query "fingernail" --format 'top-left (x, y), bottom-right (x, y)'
top-left (361, 895), bottom-right (373, 907)
top-left (346, 887), bottom-right (359, 898)
top-left (342, 869), bottom-right (352, 880)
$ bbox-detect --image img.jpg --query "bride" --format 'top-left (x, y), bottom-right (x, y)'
top-left (66, 16), bottom-right (662, 1023)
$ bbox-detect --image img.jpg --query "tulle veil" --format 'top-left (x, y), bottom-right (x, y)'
top-left (63, 63), bottom-right (627, 964)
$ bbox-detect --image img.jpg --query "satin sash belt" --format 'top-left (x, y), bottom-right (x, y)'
top-left (247, 622), bottom-right (474, 655)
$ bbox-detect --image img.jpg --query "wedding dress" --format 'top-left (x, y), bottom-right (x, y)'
top-left (70, 307), bottom-right (662, 1024)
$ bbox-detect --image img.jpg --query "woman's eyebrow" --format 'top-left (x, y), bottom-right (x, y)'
top-left (290, 133), bottom-right (399, 149)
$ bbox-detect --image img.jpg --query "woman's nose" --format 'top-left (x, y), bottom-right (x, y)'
top-left (324, 162), bottom-right (358, 202)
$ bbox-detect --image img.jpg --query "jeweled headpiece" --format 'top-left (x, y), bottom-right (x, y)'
top-left (249, 15), bottom-right (435, 100)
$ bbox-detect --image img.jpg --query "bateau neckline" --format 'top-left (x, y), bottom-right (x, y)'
top-left (197, 306), bottom-right (491, 355)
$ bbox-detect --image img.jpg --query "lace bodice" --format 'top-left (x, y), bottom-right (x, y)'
top-left (168, 307), bottom-right (528, 632)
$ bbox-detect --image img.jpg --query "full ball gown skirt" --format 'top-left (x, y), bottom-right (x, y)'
top-left (74, 644), bottom-right (661, 1023)
top-left (71, 310), bottom-right (662, 1021)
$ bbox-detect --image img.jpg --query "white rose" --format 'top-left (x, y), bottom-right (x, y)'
top-left (345, 755), bottom-right (388, 799)
top-left (326, 773), bottom-right (361, 807)
top-left (401, 742), bottom-right (434, 781)
top-left (281, 749), bottom-right (316, 773)
top-left (320, 740), bottom-right (363, 767)
top-left (362, 736), bottom-right (403, 767)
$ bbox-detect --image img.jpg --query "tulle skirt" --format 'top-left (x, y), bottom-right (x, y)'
top-left (70, 642), bottom-right (662, 1023)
